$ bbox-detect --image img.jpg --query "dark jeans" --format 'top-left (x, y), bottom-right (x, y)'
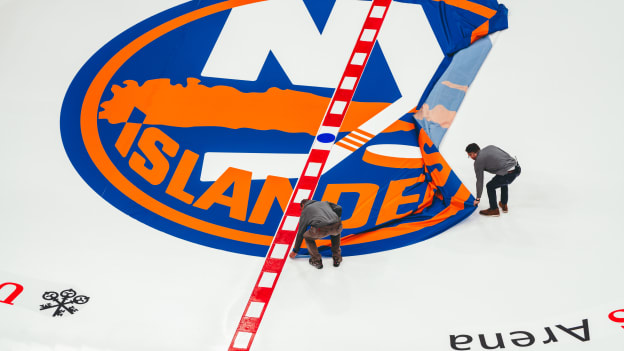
top-left (305, 235), bottom-right (341, 263)
top-left (486, 165), bottom-right (521, 209)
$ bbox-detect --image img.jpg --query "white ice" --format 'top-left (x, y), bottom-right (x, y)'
top-left (1, 0), bottom-right (623, 350)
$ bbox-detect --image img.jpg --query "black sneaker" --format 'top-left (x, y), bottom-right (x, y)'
top-left (333, 256), bottom-right (342, 267)
top-left (309, 258), bottom-right (323, 269)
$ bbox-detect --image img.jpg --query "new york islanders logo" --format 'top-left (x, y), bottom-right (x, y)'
top-left (61, 0), bottom-right (507, 256)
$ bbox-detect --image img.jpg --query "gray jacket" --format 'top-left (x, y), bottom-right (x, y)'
top-left (474, 145), bottom-right (518, 198)
top-left (292, 200), bottom-right (342, 253)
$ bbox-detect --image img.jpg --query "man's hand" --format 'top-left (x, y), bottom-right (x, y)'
top-left (289, 251), bottom-right (297, 259)
top-left (473, 199), bottom-right (480, 206)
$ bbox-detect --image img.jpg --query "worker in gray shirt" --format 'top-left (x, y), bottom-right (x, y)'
top-left (466, 143), bottom-right (521, 216)
top-left (289, 199), bottom-right (343, 269)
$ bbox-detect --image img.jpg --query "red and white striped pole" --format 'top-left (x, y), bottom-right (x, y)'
top-left (228, 1), bottom-right (392, 349)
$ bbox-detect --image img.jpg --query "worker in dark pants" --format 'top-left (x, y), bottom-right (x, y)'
top-left (466, 143), bottom-right (521, 216)
top-left (289, 199), bottom-right (343, 268)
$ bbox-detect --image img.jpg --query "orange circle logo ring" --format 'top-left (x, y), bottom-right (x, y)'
top-left (80, 0), bottom-right (272, 246)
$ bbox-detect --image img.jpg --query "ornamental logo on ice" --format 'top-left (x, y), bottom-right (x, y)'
top-left (61, 0), bottom-right (493, 256)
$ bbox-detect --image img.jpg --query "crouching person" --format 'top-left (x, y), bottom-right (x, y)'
top-left (289, 199), bottom-right (343, 269)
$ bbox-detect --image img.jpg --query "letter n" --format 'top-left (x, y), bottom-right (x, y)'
top-left (478, 333), bottom-right (505, 349)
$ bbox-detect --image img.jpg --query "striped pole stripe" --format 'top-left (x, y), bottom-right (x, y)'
top-left (227, 1), bottom-right (392, 350)
top-left (335, 128), bottom-right (376, 151)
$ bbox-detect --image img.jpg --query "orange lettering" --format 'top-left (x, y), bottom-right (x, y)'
top-left (129, 127), bottom-right (179, 185)
top-left (321, 183), bottom-right (379, 229)
top-left (115, 122), bottom-right (142, 157)
top-left (193, 167), bottom-right (251, 221)
top-left (376, 177), bottom-right (423, 225)
top-left (419, 129), bottom-right (451, 186)
top-left (165, 149), bottom-right (199, 204)
top-left (248, 176), bottom-right (293, 225)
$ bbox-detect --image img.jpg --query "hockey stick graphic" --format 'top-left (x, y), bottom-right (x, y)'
top-left (228, 1), bottom-right (392, 350)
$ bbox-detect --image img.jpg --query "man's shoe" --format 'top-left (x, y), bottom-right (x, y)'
top-left (479, 208), bottom-right (500, 217)
top-left (498, 201), bottom-right (508, 213)
top-left (309, 258), bottom-right (323, 269)
top-left (333, 256), bottom-right (342, 267)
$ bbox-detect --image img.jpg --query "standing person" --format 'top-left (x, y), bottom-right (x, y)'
top-left (289, 199), bottom-right (343, 269)
top-left (466, 143), bottom-right (521, 217)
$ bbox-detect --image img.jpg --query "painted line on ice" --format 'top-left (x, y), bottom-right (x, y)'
top-left (227, 1), bottom-right (392, 350)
